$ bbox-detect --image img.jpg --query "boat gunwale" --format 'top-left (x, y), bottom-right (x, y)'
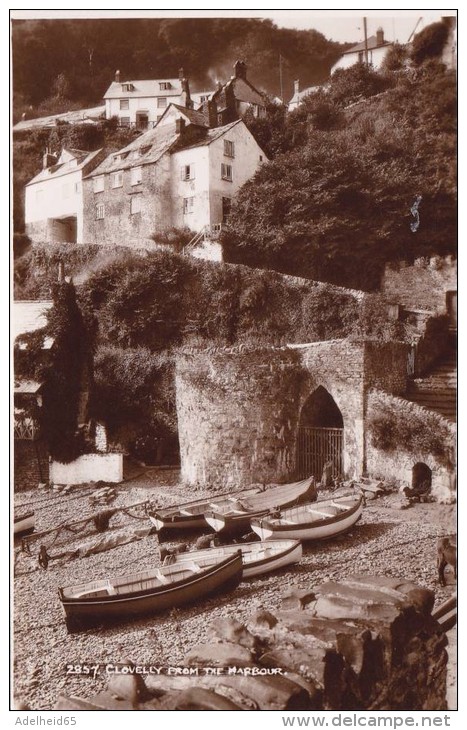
top-left (59, 551), bottom-right (242, 606)
top-left (171, 539), bottom-right (302, 571)
top-left (251, 495), bottom-right (363, 532)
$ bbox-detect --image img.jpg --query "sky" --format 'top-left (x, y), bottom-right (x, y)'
top-left (263, 10), bottom-right (448, 44)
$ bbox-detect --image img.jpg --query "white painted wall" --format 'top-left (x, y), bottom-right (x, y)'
top-left (50, 453), bottom-right (123, 485)
top-left (331, 45), bottom-right (392, 74)
top-left (208, 122), bottom-right (265, 226)
top-left (106, 95), bottom-right (183, 125)
top-left (171, 145), bottom-right (211, 231)
top-left (25, 167), bottom-right (84, 243)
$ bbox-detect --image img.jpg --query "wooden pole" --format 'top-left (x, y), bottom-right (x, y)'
top-left (363, 17), bottom-right (369, 67)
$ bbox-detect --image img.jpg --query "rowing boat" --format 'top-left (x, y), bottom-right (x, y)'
top-left (58, 552), bottom-right (243, 632)
top-left (14, 510), bottom-right (35, 536)
top-left (250, 494), bottom-right (363, 541)
top-left (148, 487), bottom-right (261, 534)
top-left (204, 476), bottom-right (317, 536)
top-left (166, 539), bottom-right (302, 579)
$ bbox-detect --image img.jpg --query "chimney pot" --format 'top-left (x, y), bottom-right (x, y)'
top-left (217, 80), bottom-right (223, 91)
top-left (115, 69), bottom-right (121, 83)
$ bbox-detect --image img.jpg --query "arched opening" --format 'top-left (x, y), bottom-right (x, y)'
top-left (296, 386), bottom-right (344, 480)
top-left (412, 462), bottom-right (432, 491)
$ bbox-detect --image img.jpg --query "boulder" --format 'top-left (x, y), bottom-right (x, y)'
top-left (207, 617), bottom-right (259, 650)
top-left (184, 641), bottom-right (254, 667)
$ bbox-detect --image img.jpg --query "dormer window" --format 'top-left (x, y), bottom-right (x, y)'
top-left (121, 83), bottom-right (134, 92)
top-left (159, 82), bottom-right (171, 90)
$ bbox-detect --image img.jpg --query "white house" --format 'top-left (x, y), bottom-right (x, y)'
top-left (331, 28), bottom-right (393, 74)
top-left (287, 80), bottom-right (326, 112)
top-left (103, 69), bottom-right (192, 129)
top-left (82, 103), bottom-right (268, 251)
top-left (25, 148), bottom-right (103, 245)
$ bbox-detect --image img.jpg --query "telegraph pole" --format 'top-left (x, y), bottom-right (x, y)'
top-left (279, 54), bottom-right (283, 102)
top-left (363, 17), bottom-right (369, 67)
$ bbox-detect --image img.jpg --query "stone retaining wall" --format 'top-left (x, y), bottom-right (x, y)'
top-left (382, 258), bottom-right (456, 314)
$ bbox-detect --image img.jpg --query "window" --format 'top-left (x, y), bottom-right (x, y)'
top-left (96, 203), bottom-right (105, 220)
top-left (180, 164), bottom-right (195, 181)
top-left (139, 145), bottom-right (151, 157)
top-left (222, 197), bottom-right (232, 221)
top-left (358, 51), bottom-right (364, 64)
top-left (131, 166), bottom-right (142, 186)
top-left (217, 113), bottom-right (223, 125)
top-left (93, 176), bottom-right (104, 193)
top-left (157, 97), bottom-right (167, 108)
top-left (183, 197), bottom-right (194, 214)
top-left (120, 117), bottom-right (130, 127)
top-left (130, 195), bottom-right (142, 215)
top-left (120, 99), bottom-right (129, 110)
top-left (111, 171), bottom-right (123, 188)
top-left (259, 155), bottom-right (263, 162)
top-left (200, 94), bottom-right (209, 103)
top-left (122, 83), bottom-right (134, 92)
top-left (224, 140), bottom-right (235, 158)
top-left (159, 82), bottom-right (171, 90)
top-left (221, 163), bottom-right (232, 181)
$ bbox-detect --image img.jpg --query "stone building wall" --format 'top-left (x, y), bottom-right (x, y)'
top-left (362, 340), bottom-right (409, 395)
top-left (365, 389), bottom-right (456, 501)
top-left (14, 440), bottom-right (49, 492)
top-left (381, 257), bottom-right (457, 314)
top-left (83, 155), bottom-right (173, 247)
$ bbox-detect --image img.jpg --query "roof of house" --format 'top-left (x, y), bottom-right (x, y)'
top-left (26, 148), bottom-right (103, 186)
top-left (288, 85), bottom-right (324, 107)
top-left (169, 103), bottom-right (210, 128)
top-left (85, 122), bottom-right (180, 176)
top-left (104, 78), bottom-right (183, 99)
top-left (13, 301), bottom-right (54, 349)
top-left (14, 379), bottom-right (43, 395)
top-left (344, 35), bottom-right (393, 54)
top-left (212, 75), bottom-right (266, 111)
top-left (174, 119), bottom-right (243, 152)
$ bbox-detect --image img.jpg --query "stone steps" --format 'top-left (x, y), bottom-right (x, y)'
top-left (408, 351), bottom-right (457, 421)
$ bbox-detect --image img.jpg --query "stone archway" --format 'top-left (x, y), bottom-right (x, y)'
top-left (296, 386), bottom-right (344, 480)
top-left (412, 462), bottom-right (432, 491)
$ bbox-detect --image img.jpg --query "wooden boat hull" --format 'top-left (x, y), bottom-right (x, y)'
top-left (204, 476), bottom-right (317, 535)
top-left (251, 495), bottom-right (363, 541)
top-left (170, 540), bottom-right (302, 579)
top-left (148, 487), bottom-right (261, 534)
top-left (14, 511), bottom-right (35, 536)
top-left (59, 553), bottom-right (243, 633)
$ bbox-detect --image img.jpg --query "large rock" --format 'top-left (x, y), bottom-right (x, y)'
top-left (207, 617), bottom-right (259, 650)
top-left (281, 586), bottom-right (316, 611)
top-left (184, 641), bottom-right (254, 667)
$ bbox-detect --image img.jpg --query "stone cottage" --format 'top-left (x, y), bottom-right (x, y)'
top-left (211, 60), bottom-right (267, 123)
top-left (82, 103), bottom-right (267, 248)
top-left (25, 147), bottom-right (104, 245)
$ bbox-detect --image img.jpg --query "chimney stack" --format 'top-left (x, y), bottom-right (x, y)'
top-left (179, 67), bottom-right (184, 81)
top-left (180, 77), bottom-right (193, 109)
top-left (115, 69), bottom-right (121, 83)
top-left (376, 28), bottom-right (384, 46)
top-left (216, 80), bottom-right (223, 91)
top-left (294, 79), bottom-right (300, 96)
top-left (43, 147), bottom-right (57, 169)
top-left (202, 98), bottom-right (218, 128)
top-left (234, 60), bottom-right (247, 80)
top-left (175, 117), bottom-right (186, 134)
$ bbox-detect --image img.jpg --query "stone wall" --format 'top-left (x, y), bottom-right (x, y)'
top-left (14, 440), bottom-right (49, 492)
top-left (382, 258), bottom-right (456, 314)
top-left (176, 348), bottom-right (304, 487)
top-left (366, 390), bottom-right (456, 502)
top-left (176, 340), bottom-right (421, 487)
top-left (49, 453), bottom-right (123, 485)
top-left (55, 575), bottom-right (448, 711)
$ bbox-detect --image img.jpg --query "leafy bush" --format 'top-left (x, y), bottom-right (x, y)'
top-left (411, 22), bottom-right (449, 66)
top-left (368, 394), bottom-right (454, 468)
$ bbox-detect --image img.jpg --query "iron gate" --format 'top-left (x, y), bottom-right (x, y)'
top-left (296, 427), bottom-right (343, 480)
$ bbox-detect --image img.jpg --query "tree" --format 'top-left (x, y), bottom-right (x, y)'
top-left (411, 22), bottom-right (449, 65)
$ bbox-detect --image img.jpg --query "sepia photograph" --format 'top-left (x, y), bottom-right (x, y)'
top-left (11, 8), bottom-right (457, 716)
